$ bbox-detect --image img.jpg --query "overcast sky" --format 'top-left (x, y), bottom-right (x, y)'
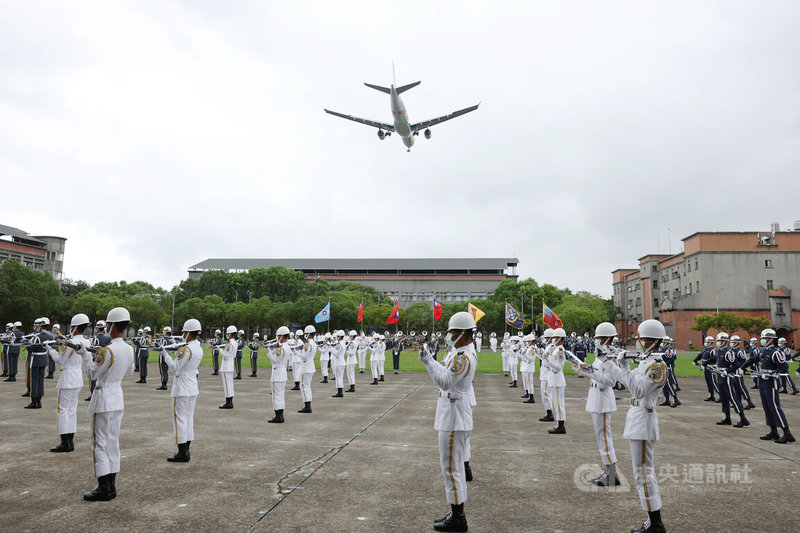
top-left (2, 1), bottom-right (799, 297)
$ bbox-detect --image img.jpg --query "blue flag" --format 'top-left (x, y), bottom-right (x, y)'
top-left (314, 302), bottom-right (331, 323)
top-left (505, 302), bottom-right (524, 329)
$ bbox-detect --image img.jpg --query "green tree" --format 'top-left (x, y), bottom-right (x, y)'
top-left (0, 260), bottom-right (64, 328)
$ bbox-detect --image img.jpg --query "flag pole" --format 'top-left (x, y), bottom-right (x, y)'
top-left (327, 297), bottom-right (331, 333)
top-left (431, 291), bottom-right (435, 334)
top-left (504, 299), bottom-right (507, 335)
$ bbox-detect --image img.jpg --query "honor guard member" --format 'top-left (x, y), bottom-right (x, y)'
top-left (135, 328), bottom-right (151, 384)
top-left (542, 328), bottom-right (570, 434)
top-left (218, 326), bottom-right (238, 409)
top-left (500, 332), bottom-right (510, 376)
top-left (730, 335), bottom-right (756, 410)
top-left (79, 307), bottom-right (135, 501)
top-left (357, 332), bottom-right (368, 373)
top-left (234, 329), bottom-right (245, 379)
top-left (133, 328), bottom-right (141, 374)
top-left (692, 336), bottom-right (719, 402)
top-left (573, 322), bottom-right (620, 486)
top-left (519, 334), bottom-right (536, 403)
top-left (489, 332), bottom-right (497, 353)
top-left (345, 330), bottom-right (358, 392)
top-left (746, 338), bottom-right (760, 389)
top-left (369, 333), bottom-right (382, 385)
top-left (659, 337), bottom-right (680, 408)
top-left (85, 320), bottom-right (111, 401)
top-left (330, 330), bottom-right (346, 397)
top-left (160, 318), bottom-right (203, 462)
top-left (606, 319), bottom-right (669, 533)
top-left (4, 321), bottom-right (23, 382)
top-left (474, 332), bottom-right (482, 353)
top-left (266, 326), bottom-right (291, 423)
top-left (777, 338), bottom-right (799, 394)
top-left (390, 332), bottom-right (402, 374)
top-left (248, 333), bottom-right (261, 377)
top-left (377, 333), bottom-right (387, 379)
top-left (155, 326), bottom-right (173, 390)
top-left (319, 332), bottom-right (331, 383)
top-left (418, 311), bottom-right (477, 532)
top-left (47, 313), bottom-right (90, 452)
top-left (25, 317), bottom-right (54, 409)
top-left (298, 325), bottom-right (317, 413)
top-left (46, 323), bottom-right (59, 378)
top-left (290, 330), bottom-right (304, 390)
top-left (739, 328), bottom-right (794, 444)
top-left (210, 329), bottom-right (222, 375)
top-left (574, 335), bottom-right (587, 364)
top-left (1, 323), bottom-right (12, 378)
top-left (537, 329), bottom-right (555, 422)
top-left (713, 332), bottom-right (749, 428)
top-left (507, 335), bottom-right (519, 388)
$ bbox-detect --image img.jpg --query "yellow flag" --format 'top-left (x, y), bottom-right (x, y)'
top-left (467, 302), bottom-right (486, 323)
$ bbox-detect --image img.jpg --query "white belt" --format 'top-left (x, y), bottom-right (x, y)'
top-left (630, 398), bottom-right (655, 412)
top-left (438, 391), bottom-right (464, 401)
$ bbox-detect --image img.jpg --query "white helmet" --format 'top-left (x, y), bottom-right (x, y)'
top-left (52, 324), bottom-right (61, 331)
top-left (490, 332), bottom-right (497, 338)
top-left (448, 311), bottom-right (476, 331)
top-left (553, 328), bottom-right (566, 338)
top-left (729, 335), bottom-right (740, 344)
top-left (143, 326), bottom-right (151, 332)
top-left (5, 322), bottom-right (11, 329)
top-left (39, 317), bottom-right (51, 326)
top-left (704, 336), bottom-right (713, 344)
top-left (636, 319), bottom-right (666, 355)
top-left (324, 332), bottom-right (331, 339)
top-left (295, 329), bottom-right (303, 338)
top-left (542, 328), bottom-right (554, 339)
top-left (348, 329), bottom-right (357, 337)
top-left (106, 307), bottom-right (130, 323)
top-left (182, 318), bottom-right (201, 332)
top-left (304, 325), bottom-right (316, 335)
top-left (238, 329), bottom-right (244, 336)
top-left (503, 332), bottom-right (510, 339)
top-left (570, 332), bottom-right (576, 337)
top-left (337, 330), bottom-right (345, 337)
top-left (594, 322), bottom-right (617, 338)
top-left (760, 328), bottom-right (777, 339)
top-left (70, 313), bottom-right (90, 327)
top-left (13, 321), bottom-right (22, 327)
top-left (523, 334), bottom-right (534, 342)
top-left (137, 328), bottom-right (144, 334)
top-left (253, 332), bottom-right (260, 338)
top-left (778, 337), bottom-right (786, 346)
top-left (397, 330), bottom-right (403, 336)
top-left (477, 332), bottom-right (483, 338)
top-left (226, 325), bottom-right (238, 335)
top-left (749, 337), bottom-right (757, 345)
top-left (163, 326), bottom-right (172, 334)
top-left (215, 329), bottom-right (221, 335)
top-left (276, 326), bottom-right (290, 336)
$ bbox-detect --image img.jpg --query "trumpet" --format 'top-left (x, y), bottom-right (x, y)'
top-left (262, 338), bottom-right (280, 350)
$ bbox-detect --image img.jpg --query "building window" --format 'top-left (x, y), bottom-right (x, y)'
top-left (673, 288), bottom-right (681, 298)
top-left (776, 301), bottom-right (785, 315)
top-left (654, 298), bottom-right (659, 308)
top-left (696, 281), bottom-right (700, 292)
top-left (686, 284), bottom-right (692, 295)
top-left (767, 280), bottom-right (774, 290)
top-left (661, 275), bottom-right (668, 283)
top-left (662, 290), bottom-right (668, 299)
top-left (636, 297), bottom-right (641, 306)
top-left (695, 259), bottom-right (698, 270)
top-left (652, 280), bottom-right (658, 289)
top-left (765, 259), bottom-right (773, 268)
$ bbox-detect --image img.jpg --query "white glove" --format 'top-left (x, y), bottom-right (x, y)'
top-left (47, 347), bottom-right (58, 358)
top-left (76, 344), bottom-right (88, 357)
top-left (735, 368), bottom-right (743, 376)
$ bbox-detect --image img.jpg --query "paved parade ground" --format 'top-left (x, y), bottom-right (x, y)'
top-left (2, 366), bottom-right (799, 532)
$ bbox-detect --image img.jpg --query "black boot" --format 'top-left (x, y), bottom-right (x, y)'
top-left (320, 376), bottom-right (328, 383)
top-left (135, 378), bottom-right (146, 383)
top-left (67, 433), bottom-right (75, 452)
top-left (594, 463), bottom-right (621, 487)
top-left (524, 394), bottom-right (536, 404)
top-left (278, 409), bottom-right (285, 423)
top-left (704, 394), bottom-right (715, 402)
top-left (156, 383), bottom-right (167, 390)
top-left (378, 376), bottom-right (384, 381)
top-left (716, 416), bottom-right (731, 425)
top-left (761, 427), bottom-right (780, 440)
top-left (671, 399), bottom-right (681, 408)
top-left (268, 410), bottom-right (282, 423)
top-left (219, 397), bottom-right (233, 409)
top-left (22, 391), bottom-right (30, 397)
top-left (167, 442), bottom-right (190, 462)
top-left (548, 421), bottom-right (566, 434)
top-left (108, 473), bottom-right (117, 498)
top-left (298, 401), bottom-right (312, 413)
top-left (509, 380), bottom-right (517, 388)
top-left (776, 428), bottom-right (796, 444)
top-left (83, 474), bottom-right (115, 501)
top-left (290, 381), bottom-right (300, 391)
top-left (659, 399), bottom-right (671, 407)
top-left (346, 384), bottom-right (355, 392)
top-left (24, 397), bottom-right (41, 409)
top-left (733, 414), bottom-right (750, 428)
top-left (370, 378), bottom-right (378, 385)
top-left (434, 503), bottom-right (467, 532)
top-left (631, 509), bottom-right (666, 533)
top-left (745, 400), bottom-right (756, 410)
top-left (332, 388), bottom-right (343, 398)
top-left (539, 410), bottom-right (554, 422)
top-left (521, 392), bottom-right (529, 399)
top-left (50, 434), bottom-right (71, 453)
top-left (464, 461), bottom-right (473, 482)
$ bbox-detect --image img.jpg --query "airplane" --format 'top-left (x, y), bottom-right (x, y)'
top-left (324, 72), bottom-right (479, 152)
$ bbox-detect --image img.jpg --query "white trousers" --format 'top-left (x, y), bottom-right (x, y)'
top-left (378, 357), bottom-right (385, 376)
top-left (300, 373), bottom-right (313, 402)
top-left (221, 372), bottom-right (234, 398)
top-left (629, 439), bottom-right (661, 512)
top-left (591, 411), bottom-right (616, 465)
top-left (438, 430), bottom-right (468, 505)
top-left (57, 387), bottom-right (80, 435)
top-left (172, 395), bottom-right (197, 444)
top-left (464, 432), bottom-right (471, 462)
top-left (334, 362), bottom-right (345, 384)
top-left (370, 358), bottom-right (379, 379)
top-left (90, 409), bottom-right (123, 478)
top-left (271, 380), bottom-right (286, 410)
top-left (522, 372), bottom-right (535, 395)
top-left (502, 354), bottom-right (509, 372)
top-left (540, 379), bottom-right (550, 409)
top-left (320, 357), bottom-right (329, 377)
top-left (358, 350), bottom-right (367, 370)
top-left (346, 363), bottom-right (356, 386)
top-left (509, 357), bottom-right (518, 381)
top-left (550, 385), bottom-right (565, 421)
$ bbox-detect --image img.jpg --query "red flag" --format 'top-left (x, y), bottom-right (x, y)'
top-left (542, 301), bottom-right (563, 329)
top-left (357, 299), bottom-right (364, 323)
top-left (433, 298), bottom-right (443, 320)
top-left (386, 300), bottom-right (400, 324)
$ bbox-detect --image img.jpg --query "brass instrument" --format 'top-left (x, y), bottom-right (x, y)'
top-left (262, 338), bottom-right (280, 350)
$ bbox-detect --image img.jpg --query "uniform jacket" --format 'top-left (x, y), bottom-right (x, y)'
top-left (300, 339), bottom-right (317, 374)
top-left (578, 347), bottom-right (617, 413)
top-left (219, 338), bottom-right (237, 373)
top-left (609, 354), bottom-right (668, 441)
top-left (28, 331), bottom-right (53, 367)
top-left (82, 337), bottom-right (134, 413)
top-left (49, 335), bottom-right (88, 389)
top-left (421, 343), bottom-right (477, 432)
top-left (543, 345), bottom-right (568, 387)
top-left (537, 345), bottom-right (552, 380)
top-left (162, 340), bottom-right (202, 397)
top-left (329, 340), bottom-right (345, 364)
top-left (267, 344), bottom-right (290, 382)
top-left (345, 339), bottom-right (357, 364)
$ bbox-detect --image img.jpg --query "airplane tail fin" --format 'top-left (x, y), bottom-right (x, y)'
top-left (364, 83), bottom-right (391, 94)
top-left (395, 81), bottom-right (420, 94)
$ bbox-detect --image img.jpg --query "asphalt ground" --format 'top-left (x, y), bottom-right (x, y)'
top-left (1, 362), bottom-right (799, 532)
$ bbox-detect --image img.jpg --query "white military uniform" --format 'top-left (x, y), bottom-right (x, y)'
top-left (319, 337), bottom-right (330, 378)
top-left (219, 338), bottom-right (236, 399)
top-left (330, 339), bottom-right (345, 385)
top-left (357, 336), bottom-right (368, 372)
top-left (489, 336), bottom-right (497, 353)
top-left (369, 337), bottom-right (381, 380)
top-left (519, 343), bottom-right (536, 398)
top-left (537, 344), bottom-right (552, 408)
top-left (500, 339), bottom-right (509, 374)
top-left (300, 338), bottom-right (317, 403)
top-left (420, 343), bottom-right (477, 506)
top-left (345, 338), bottom-right (357, 387)
top-left (377, 338), bottom-right (386, 377)
top-left (291, 340), bottom-right (303, 384)
top-left (81, 337), bottom-right (134, 478)
top-left (576, 346), bottom-right (618, 465)
top-left (161, 339), bottom-right (202, 445)
top-left (267, 343), bottom-right (290, 410)
top-left (609, 353), bottom-right (668, 513)
top-left (49, 336), bottom-right (88, 435)
top-left (543, 345), bottom-right (568, 422)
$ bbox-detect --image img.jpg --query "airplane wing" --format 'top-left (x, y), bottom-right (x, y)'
top-left (410, 103), bottom-right (480, 132)
top-left (324, 109), bottom-right (395, 132)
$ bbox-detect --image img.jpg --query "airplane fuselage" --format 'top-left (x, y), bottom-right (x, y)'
top-left (390, 85), bottom-right (414, 149)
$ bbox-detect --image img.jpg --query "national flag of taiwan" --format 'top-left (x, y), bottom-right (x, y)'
top-left (357, 299), bottom-right (364, 323)
top-left (433, 298), bottom-right (443, 320)
top-left (467, 302), bottom-right (486, 323)
top-left (542, 301), bottom-right (563, 329)
top-left (386, 300), bottom-right (400, 324)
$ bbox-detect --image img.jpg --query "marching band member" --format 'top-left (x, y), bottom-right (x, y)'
top-left (290, 330), bottom-right (304, 390)
top-left (391, 332), bottom-right (404, 374)
top-left (234, 329), bottom-right (245, 379)
top-left (210, 328), bottom-right (222, 376)
top-left (160, 318), bottom-right (202, 462)
top-left (507, 335), bottom-right (519, 388)
top-left (3, 321), bottom-right (23, 382)
top-left (46, 323), bottom-right (58, 378)
top-left (267, 326), bottom-right (291, 423)
top-left (298, 325), bottom-right (317, 413)
top-left (369, 333), bottom-right (381, 385)
top-left (489, 332), bottom-right (497, 353)
top-left (417, 311), bottom-right (477, 532)
top-left (156, 326), bottom-right (172, 391)
top-left (47, 313), bottom-right (90, 452)
top-left (135, 328), bottom-right (151, 384)
top-left (606, 319), bottom-right (669, 533)
top-left (537, 329), bottom-right (555, 422)
top-left (542, 328), bottom-right (569, 434)
top-left (519, 334), bottom-right (536, 403)
top-left (500, 332), bottom-right (510, 377)
top-left (357, 332), bottom-right (368, 373)
top-left (345, 329), bottom-right (358, 392)
top-left (248, 333), bottom-right (261, 377)
top-left (24, 317), bottom-right (53, 409)
top-left (330, 330), bottom-right (346, 397)
top-left (218, 326), bottom-right (238, 409)
top-left (377, 333), bottom-right (387, 380)
top-left (319, 332), bottom-right (331, 383)
top-left (573, 322), bottom-right (620, 486)
top-left (474, 332), bottom-right (482, 354)
top-left (0, 322), bottom-right (10, 377)
top-left (79, 307), bottom-right (135, 501)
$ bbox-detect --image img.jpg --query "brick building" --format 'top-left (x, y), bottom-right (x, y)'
top-left (0, 224), bottom-right (67, 282)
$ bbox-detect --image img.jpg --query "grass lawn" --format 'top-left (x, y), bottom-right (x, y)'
top-left (140, 348), bottom-right (800, 378)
